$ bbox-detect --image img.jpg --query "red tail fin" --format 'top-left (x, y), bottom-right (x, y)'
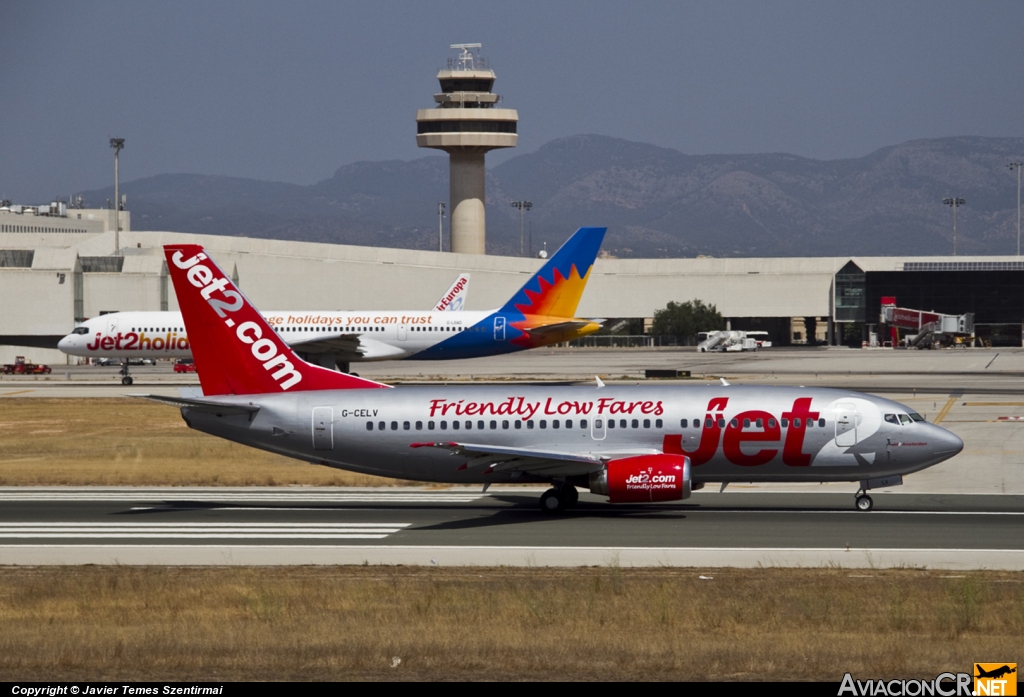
top-left (164, 244), bottom-right (389, 395)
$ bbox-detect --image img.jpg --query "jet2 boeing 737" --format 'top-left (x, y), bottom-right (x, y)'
top-left (60, 227), bottom-right (606, 384)
top-left (142, 242), bottom-right (964, 513)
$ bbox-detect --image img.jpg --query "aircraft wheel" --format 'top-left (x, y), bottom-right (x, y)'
top-left (562, 485), bottom-right (579, 507)
top-left (855, 494), bottom-right (873, 512)
top-left (539, 488), bottom-right (566, 514)
top-left (121, 376), bottom-right (133, 386)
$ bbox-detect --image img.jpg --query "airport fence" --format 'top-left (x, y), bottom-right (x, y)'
top-left (564, 334), bottom-right (684, 348)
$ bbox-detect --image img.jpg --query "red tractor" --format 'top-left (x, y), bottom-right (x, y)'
top-left (1, 356), bottom-right (52, 375)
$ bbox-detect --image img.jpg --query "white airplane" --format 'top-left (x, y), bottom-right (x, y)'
top-left (59, 227), bottom-right (606, 384)
top-left (141, 242), bottom-right (964, 513)
top-left (58, 272), bottom-right (469, 384)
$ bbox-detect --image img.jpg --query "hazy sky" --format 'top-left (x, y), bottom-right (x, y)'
top-left (2, 0), bottom-right (1022, 202)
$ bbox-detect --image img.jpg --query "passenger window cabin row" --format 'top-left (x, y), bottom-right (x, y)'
top-left (365, 416), bottom-right (837, 432)
top-left (367, 418), bottom-right (667, 431)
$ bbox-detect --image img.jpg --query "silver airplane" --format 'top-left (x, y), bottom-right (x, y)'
top-left (145, 243), bottom-right (965, 513)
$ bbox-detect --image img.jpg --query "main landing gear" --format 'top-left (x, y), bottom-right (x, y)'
top-left (539, 483), bottom-right (578, 514)
top-left (119, 360), bottom-right (133, 386)
top-left (855, 493), bottom-right (874, 512)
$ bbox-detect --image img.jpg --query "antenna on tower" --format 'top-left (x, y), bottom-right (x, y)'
top-left (450, 43), bottom-right (482, 71)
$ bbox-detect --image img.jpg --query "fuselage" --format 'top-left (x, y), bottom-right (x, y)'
top-left (183, 384), bottom-right (963, 485)
top-left (58, 309), bottom-right (601, 362)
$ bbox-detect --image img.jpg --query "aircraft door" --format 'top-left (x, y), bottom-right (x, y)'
top-left (105, 314), bottom-right (118, 341)
top-left (493, 316), bottom-right (506, 341)
top-left (591, 417), bottom-right (606, 441)
top-left (398, 324), bottom-right (407, 341)
top-left (312, 407), bottom-right (334, 450)
top-left (835, 403), bottom-right (858, 447)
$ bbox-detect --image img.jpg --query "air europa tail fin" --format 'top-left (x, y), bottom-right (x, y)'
top-left (498, 226), bottom-right (606, 318)
top-left (163, 244), bottom-right (389, 396)
top-left (434, 273), bottom-right (470, 311)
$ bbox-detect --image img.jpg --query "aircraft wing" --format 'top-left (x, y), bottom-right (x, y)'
top-left (410, 441), bottom-right (611, 477)
top-left (290, 334), bottom-right (407, 361)
top-left (135, 394), bottom-right (260, 416)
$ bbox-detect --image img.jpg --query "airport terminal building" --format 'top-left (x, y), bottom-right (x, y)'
top-left (3, 225), bottom-right (1024, 364)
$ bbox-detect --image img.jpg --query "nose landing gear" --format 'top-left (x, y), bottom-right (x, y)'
top-left (855, 493), bottom-right (874, 511)
top-left (119, 361), bottom-right (133, 386)
top-left (853, 475), bottom-right (902, 511)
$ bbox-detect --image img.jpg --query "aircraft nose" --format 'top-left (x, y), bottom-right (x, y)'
top-left (930, 424), bottom-right (964, 457)
top-left (57, 335), bottom-right (72, 351)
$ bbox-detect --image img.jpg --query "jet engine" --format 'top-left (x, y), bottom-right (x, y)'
top-left (589, 454), bottom-right (692, 503)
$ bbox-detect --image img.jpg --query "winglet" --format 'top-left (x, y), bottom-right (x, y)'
top-left (164, 244), bottom-right (390, 396)
top-left (595, 376), bottom-right (605, 388)
top-left (720, 377), bottom-right (730, 386)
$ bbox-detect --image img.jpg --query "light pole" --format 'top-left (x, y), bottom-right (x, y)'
top-left (110, 138), bottom-right (124, 255)
top-left (1010, 162), bottom-right (1023, 256)
top-left (510, 200), bottom-right (532, 256)
top-left (437, 202), bottom-right (446, 252)
top-left (943, 197), bottom-right (965, 255)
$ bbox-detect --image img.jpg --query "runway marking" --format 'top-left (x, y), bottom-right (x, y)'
top-left (0, 390), bottom-right (35, 396)
top-left (0, 522), bottom-right (411, 540)
top-left (933, 397), bottom-right (957, 424)
top-left (680, 509), bottom-right (1024, 516)
top-left (963, 402), bottom-right (1024, 407)
top-left (0, 492), bottom-right (485, 503)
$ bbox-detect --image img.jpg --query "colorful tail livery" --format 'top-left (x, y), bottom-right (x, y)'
top-left (164, 245), bottom-right (388, 395)
top-left (500, 226), bottom-right (604, 319)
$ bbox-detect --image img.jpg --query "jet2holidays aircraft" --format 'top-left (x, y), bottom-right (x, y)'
top-left (144, 242), bottom-right (964, 513)
top-left (59, 226), bottom-right (606, 384)
top-left (59, 272), bottom-right (471, 385)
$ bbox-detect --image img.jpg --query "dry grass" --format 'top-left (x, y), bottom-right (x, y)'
top-left (0, 398), bottom-right (408, 486)
top-left (0, 566), bottom-right (1020, 681)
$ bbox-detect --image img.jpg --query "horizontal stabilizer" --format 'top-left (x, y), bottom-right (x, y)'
top-left (134, 394), bottom-right (260, 416)
top-left (520, 320), bottom-right (597, 337)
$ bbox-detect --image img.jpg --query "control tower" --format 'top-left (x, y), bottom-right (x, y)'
top-left (416, 44), bottom-right (518, 254)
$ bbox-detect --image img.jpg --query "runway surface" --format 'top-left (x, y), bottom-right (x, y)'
top-left (1, 487), bottom-right (1021, 568)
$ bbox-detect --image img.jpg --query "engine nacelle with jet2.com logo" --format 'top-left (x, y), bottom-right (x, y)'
top-left (171, 250), bottom-right (303, 390)
top-left (605, 454), bottom-right (690, 503)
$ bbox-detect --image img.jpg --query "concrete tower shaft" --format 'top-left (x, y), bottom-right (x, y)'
top-left (416, 45), bottom-right (518, 255)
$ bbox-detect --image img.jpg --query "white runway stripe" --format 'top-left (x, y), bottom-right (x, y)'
top-left (0, 492), bottom-right (483, 502)
top-left (0, 522), bottom-right (410, 540)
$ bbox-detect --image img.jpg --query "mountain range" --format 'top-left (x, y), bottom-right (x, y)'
top-left (78, 135), bottom-right (1024, 258)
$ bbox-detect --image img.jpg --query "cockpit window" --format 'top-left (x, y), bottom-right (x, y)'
top-left (898, 414), bottom-right (913, 425)
top-left (884, 414), bottom-right (898, 424)
top-left (72, 327), bottom-right (89, 334)
top-left (908, 413), bottom-right (925, 422)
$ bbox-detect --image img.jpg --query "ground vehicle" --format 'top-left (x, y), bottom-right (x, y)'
top-left (97, 357), bottom-right (154, 366)
top-left (174, 358), bottom-right (197, 373)
top-left (1, 356), bottom-right (52, 374)
top-left (143, 243), bottom-right (964, 513)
